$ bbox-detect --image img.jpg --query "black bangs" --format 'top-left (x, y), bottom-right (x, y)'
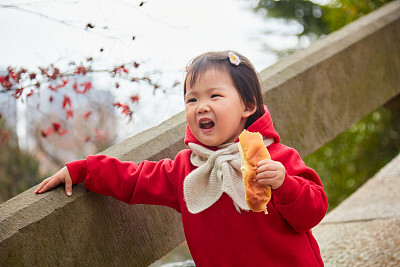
top-left (184, 53), bottom-right (230, 95)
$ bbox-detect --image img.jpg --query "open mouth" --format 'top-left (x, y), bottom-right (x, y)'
top-left (199, 119), bottom-right (215, 130)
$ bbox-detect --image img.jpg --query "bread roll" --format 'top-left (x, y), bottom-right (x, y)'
top-left (238, 130), bottom-right (271, 214)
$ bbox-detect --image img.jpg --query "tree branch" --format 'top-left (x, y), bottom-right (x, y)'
top-left (0, 4), bottom-right (119, 40)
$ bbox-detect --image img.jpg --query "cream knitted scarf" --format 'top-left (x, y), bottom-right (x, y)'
top-left (183, 138), bottom-right (274, 214)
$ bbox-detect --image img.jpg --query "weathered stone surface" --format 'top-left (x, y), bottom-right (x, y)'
top-left (0, 113), bottom-right (187, 267)
top-left (313, 152), bottom-right (400, 266)
top-left (1, 1), bottom-right (400, 266)
top-left (314, 218), bottom-right (400, 267)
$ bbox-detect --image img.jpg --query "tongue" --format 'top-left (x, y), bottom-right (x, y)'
top-left (202, 122), bottom-right (214, 129)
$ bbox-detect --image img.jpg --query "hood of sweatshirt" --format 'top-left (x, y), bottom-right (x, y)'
top-left (184, 105), bottom-right (281, 149)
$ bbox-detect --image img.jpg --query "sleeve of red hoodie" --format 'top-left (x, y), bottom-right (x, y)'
top-left (270, 145), bottom-right (328, 233)
top-left (65, 153), bottom-right (187, 212)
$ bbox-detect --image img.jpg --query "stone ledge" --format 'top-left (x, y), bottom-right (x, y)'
top-left (313, 152), bottom-right (400, 266)
top-left (314, 217), bottom-right (400, 266)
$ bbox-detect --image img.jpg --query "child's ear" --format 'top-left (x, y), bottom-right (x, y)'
top-left (243, 104), bottom-right (257, 118)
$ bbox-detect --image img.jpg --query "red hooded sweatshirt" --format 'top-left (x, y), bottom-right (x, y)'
top-left (66, 106), bottom-right (328, 266)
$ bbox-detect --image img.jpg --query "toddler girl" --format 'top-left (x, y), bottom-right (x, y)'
top-left (36, 51), bottom-right (328, 266)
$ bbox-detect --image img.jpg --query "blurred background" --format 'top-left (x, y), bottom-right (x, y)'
top-left (1, 0), bottom-right (399, 264)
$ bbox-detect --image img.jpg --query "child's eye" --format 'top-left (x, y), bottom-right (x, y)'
top-left (186, 98), bottom-right (197, 103)
top-left (211, 94), bottom-right (221, 98)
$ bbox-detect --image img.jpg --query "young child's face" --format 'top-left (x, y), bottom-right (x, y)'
top-left (185, 68), bottom-right (255, 147)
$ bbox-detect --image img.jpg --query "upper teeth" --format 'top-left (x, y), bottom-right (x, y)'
top-left (200, 120), bottom-right (212, 125)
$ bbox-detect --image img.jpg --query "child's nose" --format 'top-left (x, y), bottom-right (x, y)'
top-left (197, 102), bottom-right (211, 114)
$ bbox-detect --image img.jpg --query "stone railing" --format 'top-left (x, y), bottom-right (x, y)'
top-left (1, 1), bottom-right (400, 265)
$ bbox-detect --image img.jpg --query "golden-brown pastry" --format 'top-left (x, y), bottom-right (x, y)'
top-left (238, 130), bottom-right (271, 214)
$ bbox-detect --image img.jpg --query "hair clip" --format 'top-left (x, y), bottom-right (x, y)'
top-left (228, 51), bottom-right (241, 66)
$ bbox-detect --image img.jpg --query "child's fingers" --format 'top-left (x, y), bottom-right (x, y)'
top-left (256, 162), bottom-right (278, 175)
top-left (35, 167), bottom-right (73, 196)
top-left (257, 176), bottom-right (282, 190)
top-left (37, 176), bottom-right (61, 194)
top-left (35, 177), bottom-right (52, 194)
top-left (257, 159), bottom-right (273, 167)
top-left (256, 170), bottom-right (276, 179)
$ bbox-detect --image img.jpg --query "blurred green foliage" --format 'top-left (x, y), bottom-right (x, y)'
top-left (304, 108), bottom-right (400, 210)
top-left (255, 0), bottom-right (394, 57)
top-left (0, 119), bottom-right (41, 203)
top-left (322, 0), bottom-right (394, 32)
top-left (255, 0), bottom-right (329, 36)
top-left (255, 0), bottom-right (394, 37)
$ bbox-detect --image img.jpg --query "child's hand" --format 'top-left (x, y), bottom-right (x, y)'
top-left (256, 159), bottom-right (286, 190)
top-left (35, 166), bottom-right (73, 196)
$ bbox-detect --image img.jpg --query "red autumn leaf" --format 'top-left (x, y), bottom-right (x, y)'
top-left (13, 69), bottom-right (27, 83)
top-left (72, 81), bottom-right (92, 94)
top-left (130, 95), bottom-right (139, 103)
top-left (41, 127), bottom-right (54, 137)
top-left (59, 78), bottom-right (68, 88)
top-left (114, 102), bottom-right (132, 118)
top-left (39, 67), bottom-right (48, 76)
top-left (0, 75), bottom-right (13, 90)
top-left (115, 82), bottom-right (120, 88)
top-left (49, 96), bottom-right (54, 102)
top-left (84, 111), bottom-right (92, 121)
top-left (14, 88), bottom-right (24, 99)
top-left (113, 65), bottom-right (129, 75)
top-left (29, 73), bottom-right (37, 80)
top-left (39, 67), bottom-right (59, 80)
top-left (73, 81), bottom-right (78, 92)
top-left (8, 68), bottom-right (16, 80)
top-left (75, 66), bottom-right (88, 75)
top-left (52, 122), bottom-right (61, 132)
top-left (134, 62), bottom-right (140, 68)
top-left (27, 89), bottom-right (34, 97)
top-left (48, 68), bottom-right (60, 80)
top-left (48, 122), bottom-right (68, 136)
top-left (122, 106), bottom-right (132, 117)
top-left (80, 81), bottom-right (92, 93)
top-left (66, 109), bottom-right (74, 119)
top-left (57, 129), bottom-right (68, 136)
top-left (63, 95), bottom-right (72, 109)
top-left (49, 78), bottom-right (68, 92)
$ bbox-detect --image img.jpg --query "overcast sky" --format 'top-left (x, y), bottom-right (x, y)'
top-left (0, 0), bottom-right (305, 141)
